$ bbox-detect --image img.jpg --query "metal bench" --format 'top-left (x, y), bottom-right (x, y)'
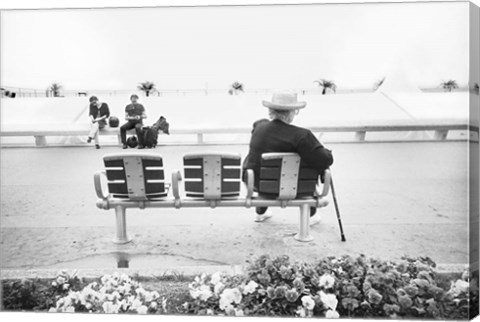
top-left (94, 152), bottom-right (332, 244)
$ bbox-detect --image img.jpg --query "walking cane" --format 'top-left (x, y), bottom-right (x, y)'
top-left (329, 174), bottom-right (346, 242)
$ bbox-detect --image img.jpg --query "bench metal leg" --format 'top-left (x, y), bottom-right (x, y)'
top-left (113, 206), bottom-right (132, 244)
top-left (294, 204), bottom-right (314, 242)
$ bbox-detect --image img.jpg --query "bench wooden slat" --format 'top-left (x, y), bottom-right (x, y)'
top-left (108, 182), bottom-right (128, 194)
top-left (145, 182), bottom-right (165, 194)
top-left (222, 168), bottom-right (241, 179)
top-left (184, 168), bottom-right (203, 178)
top-left (222, 158), bottom-right (241, 166)
top-left (185, 181), bottom-right (203, 193)
top-left (182, 153), bottom-right (242, 199)
top-left (221, 181), bottom-right (241, 194)
top-left (184, 167), bottom-right (240, 179)
top-left (105, 159), bottom-right (124, 167)
top-left (143, 159), bottom-right (164, 167)
top-left (184, 158), bottom-right (203, 166)
top-left (106, 169), bottom-right (126, 180)
top-left (144, 169), bottom-right (165, 180)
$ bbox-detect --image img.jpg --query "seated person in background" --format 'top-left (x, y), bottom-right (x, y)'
top-left (242, 90), bottom-right (334, 225)
top-left (120, 94), bottom-right (147, 149)
top-left (87, 96), bottom-right (110, 149)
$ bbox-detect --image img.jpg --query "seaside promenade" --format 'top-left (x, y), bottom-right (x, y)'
top-left (0, 141), bottom-right (473, 278)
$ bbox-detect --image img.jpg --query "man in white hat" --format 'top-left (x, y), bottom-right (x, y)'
top-left (242, 90), bottom-right (334, 225)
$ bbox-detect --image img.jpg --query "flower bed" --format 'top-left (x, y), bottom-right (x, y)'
top-left (2, 255), bottom-right (478, 319)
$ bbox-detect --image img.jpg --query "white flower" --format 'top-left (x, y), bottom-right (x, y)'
top-left (214, 282), bottom-right (225, 295)
top-left (51, 281), bottom-right (58, 287)
top-left (85, 303), bottom-right (93, 310)
top-left (150, 302), bottom-right (158, 310)
top-left (136, 305), bottom-right (148, 314)
top-left (111, 291), bottom-right (120, 301)
top-left (151, 291), bottom-right (160, 300)
top-left (62, 283), bottom-right (70, 291)
top-left (136, 287), bottom-right (146, 298)
top-left (120, 274), bottom-right (130, 283)
top-left (131, 298), bottom-right (143, 310)
top-left (224, 305), bottom-right (236, 316)
top-left (301, 295), bottom-right (315, 310)
top-left (219, 288), bottom-right (242, 310)
top-left (325, 309), bottom-right (340, 318)
top-left (211, 272), bottom-right (222, 285)
top-left (319, 291), bottom-right (338, 310)
top-left (296, 307), bottom-right (306, 317)
top-left (102, 301), bottom-right (119, 314)
top-left (198, 285), bottom-right (213, 301)
top-left (56, 276), bottom-right (67, 285)
top-left (64, 306), bottom-right (75, 313)
top-left (48, 307), bottom-right (57, 313)
top-left (101, 275), bottom-right (109, 285)
top-left (119, 299), bottom-right (129, 311)
top-left (319, 273), bottom-right (335, 289)
top-left (144, 292), bottom-right (153, 302)
top-left (449, 279), bottom-right (469, 296)
top-left (243, 280), bottom-right (259, 295)
top-left (235, 308), bottom-right (244, 316)
top-left (454, 280), bottom-right (469, 293)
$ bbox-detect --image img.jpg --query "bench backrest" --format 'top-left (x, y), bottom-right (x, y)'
top-left (103, 153), bottom-right (168, 200)
top-left (258, 153), bottom-right (320, 199)
top-left (183, 152), bottom-right (242, 199)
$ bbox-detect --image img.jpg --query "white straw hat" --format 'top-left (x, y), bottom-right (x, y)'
top-left (262, 90), bottom-right (306, 110)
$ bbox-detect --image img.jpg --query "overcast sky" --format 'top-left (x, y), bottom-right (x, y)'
top-left (0, 1), bottom-right (471, 91)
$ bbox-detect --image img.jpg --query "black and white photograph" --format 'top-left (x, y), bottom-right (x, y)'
top-left (0, 0), bottom-right (479, 321)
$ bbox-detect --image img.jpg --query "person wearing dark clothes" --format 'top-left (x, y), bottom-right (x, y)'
top-left (87, 96), bottom-right (110, 149)
top-left (120, 94), bottom-right (147, 149)
top-left (242, 90), bottom-right (334, 225)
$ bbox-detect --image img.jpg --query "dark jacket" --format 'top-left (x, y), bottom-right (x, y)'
top-left (242, 119), bottom-right (334, 188)
top-left (89, 102), bottom-right (110, 125)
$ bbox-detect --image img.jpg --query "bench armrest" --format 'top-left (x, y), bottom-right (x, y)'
top-left (94, 171), bottom-right (109, 199)
top-left (315, 169), bottom-right (331, 198)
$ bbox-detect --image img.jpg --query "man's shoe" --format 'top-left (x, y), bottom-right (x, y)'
top-left (95, 144), bottom-right (101, 149)
top-left (255, 210), bottom-right (273, 222)
top-left (87, 137), bottom-right (92, 143)
top-left (122, 144), bottom-right (128, 149)
top-left (309, 213), bottom-right (321, 226)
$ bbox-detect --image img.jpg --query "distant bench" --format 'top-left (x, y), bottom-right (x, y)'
top-left (0, 122), bottom-right (478, 146)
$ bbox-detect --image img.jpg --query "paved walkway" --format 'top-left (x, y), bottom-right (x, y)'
top-left (0, 142), bottom-right (472, 277)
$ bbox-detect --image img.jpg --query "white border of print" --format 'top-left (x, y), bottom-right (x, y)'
top-left (1, 1), bottom-right (479, 322)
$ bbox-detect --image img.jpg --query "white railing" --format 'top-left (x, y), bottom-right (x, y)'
top-left (1, 122), bottom-right (478, 147)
